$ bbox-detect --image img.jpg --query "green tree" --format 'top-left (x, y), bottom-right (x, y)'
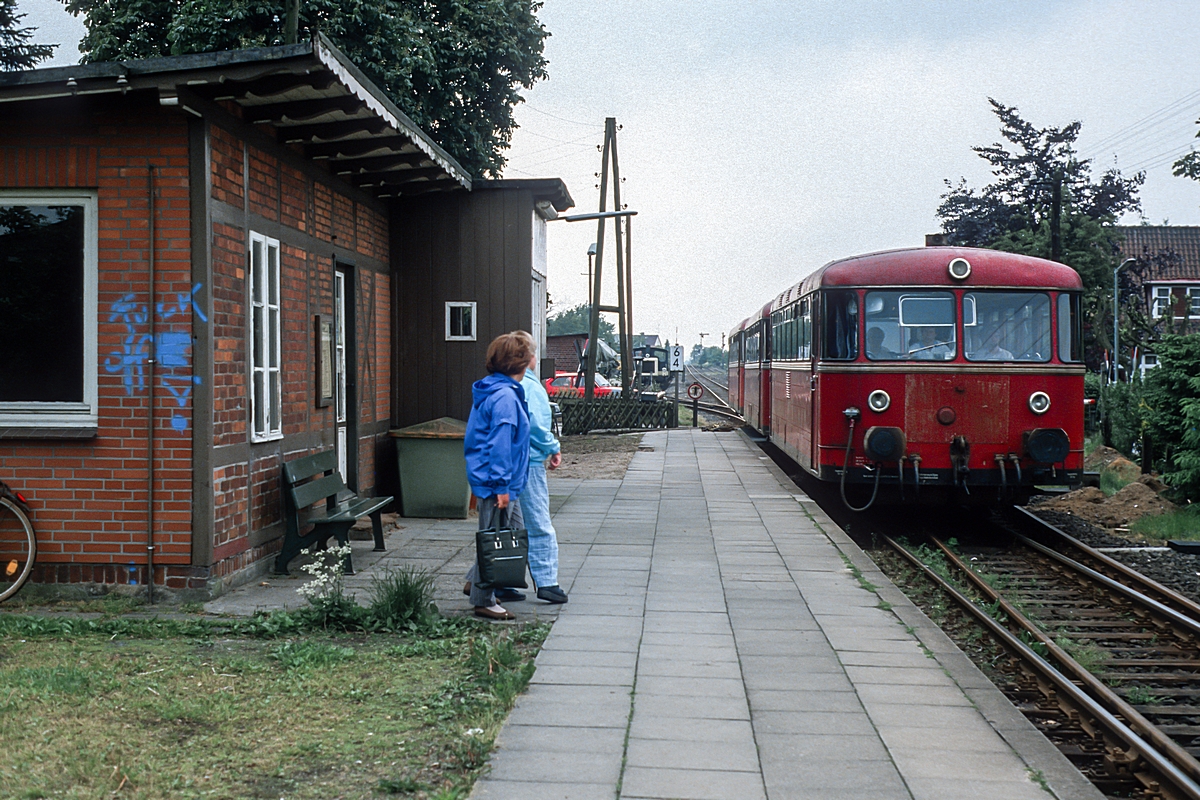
top-left (60, 0), bottom-right (548, 178)
top-left (1142, 334), bottom-right (1200, 502)
top-left (1, 0), bottom-right (56, 70)
top-left (938, 99), bottom-right (1143, 366)
top-left (688, 344), bottom-right (726, 368)
top-left (547, 303), bottom-right (616, 344)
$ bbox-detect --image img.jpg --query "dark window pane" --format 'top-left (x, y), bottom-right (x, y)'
top-left (0, 205), bottom-right (85, 402)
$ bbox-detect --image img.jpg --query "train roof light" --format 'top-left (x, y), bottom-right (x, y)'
top-left (948, 257), bottom-right (971, 280)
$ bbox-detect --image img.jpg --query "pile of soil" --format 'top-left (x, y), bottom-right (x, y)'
top-left (554, 433), bottom-right (643, 480)
top-left (1034, 477), bottom-right (1176, 529)
top-left (1032, 508), bottom-right (1200, 603)
top-left (1085, 444), bottom-right (1129, 472)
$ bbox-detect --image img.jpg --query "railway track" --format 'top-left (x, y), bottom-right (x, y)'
top-left (879, 509), bottom-right (1200, 799)
top-left (682, 366), bottom-right (741, 424)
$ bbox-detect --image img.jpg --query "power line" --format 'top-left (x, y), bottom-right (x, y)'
top-left (1081, 88), bottom-right (1200, 163)
top-left (521, 103), bottom-right (597, 128)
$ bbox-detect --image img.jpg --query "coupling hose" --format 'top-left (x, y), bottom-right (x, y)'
top-left (840, 418), bottom-right (881, 513)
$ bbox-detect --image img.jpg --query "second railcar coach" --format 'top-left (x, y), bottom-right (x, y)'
top-left (729, 247), bottom-right (1085, 508)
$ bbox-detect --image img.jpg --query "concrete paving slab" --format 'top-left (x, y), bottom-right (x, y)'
top-left (464, 430), bottom-right (1100, 800)
top-left (620, 766), bottom-right (767, 800)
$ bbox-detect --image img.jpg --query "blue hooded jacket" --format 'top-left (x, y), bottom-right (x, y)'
top-left (464, 373), bottom-right (530, 499)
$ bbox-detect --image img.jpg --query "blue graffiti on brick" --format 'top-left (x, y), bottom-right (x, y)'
top-left (105, 286), bottom-right (207, 432)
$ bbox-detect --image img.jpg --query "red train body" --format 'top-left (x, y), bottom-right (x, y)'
top-left (728, 247), bottom-right (1085, 504)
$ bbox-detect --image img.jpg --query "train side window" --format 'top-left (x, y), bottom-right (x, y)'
top-left (964, 291), bottom-right (1051, 362)
top-left (799, 298), bottom-right (811, 360)
top-left (1057, 293), bottom-right (1082, 363)
top-left (822, 290), bottom-right (858, 360)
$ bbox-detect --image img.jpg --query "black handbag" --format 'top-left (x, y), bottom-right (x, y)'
top-left (475, 506), bottom-right (529, 590)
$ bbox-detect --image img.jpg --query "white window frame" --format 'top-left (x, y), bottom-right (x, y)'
top-left (1188, 286), bottom-right (1200, 319)
top-left (1151, 286), bottom-right (1174, 319)
top-left (445, 301), bottom-right (477, 341)
top-left (249, 231), bottom-right (282, 442)
top-left (0, 190), bottom-right (98, 434)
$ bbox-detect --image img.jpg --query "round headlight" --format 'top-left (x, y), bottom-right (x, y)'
top-left (1029, 391), bottom-right (1051, 415)
top-left (948, 257), bottom-right (971, 280)
top-left (867, 389), bottom-right (891, 413)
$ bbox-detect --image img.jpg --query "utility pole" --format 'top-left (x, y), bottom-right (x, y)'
top-left (1050, 168), bottom-right (1062, 263)
top-left (285, 0), bottom-right (300, 44)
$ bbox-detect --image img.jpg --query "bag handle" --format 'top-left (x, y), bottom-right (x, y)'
top-left (489, 501), bottom-right (511, 530)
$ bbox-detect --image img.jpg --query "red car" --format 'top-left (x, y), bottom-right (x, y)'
top-left (544, 372), bottom-right (621, 398)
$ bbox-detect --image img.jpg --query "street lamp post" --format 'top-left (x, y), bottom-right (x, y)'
top-left (1112, 257), bottom-right (1136, 382)
top-left (586, 243), bottom-right (597, 311)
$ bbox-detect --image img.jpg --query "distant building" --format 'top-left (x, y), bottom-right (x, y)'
top-left (1116, 225), bottom-right (1200, 321)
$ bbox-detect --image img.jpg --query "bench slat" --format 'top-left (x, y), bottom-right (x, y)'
top-left (291, 473), bottom-right (347, 510)
top-left (302, 497), bottom-right (391, 526)
top-left (282, 450), bottom-right (339, 485)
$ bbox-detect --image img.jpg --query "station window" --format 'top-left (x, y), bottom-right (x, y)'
top-left (249, 231), bottom-right (282, 442)
top-left (0, 191), bottom-right (98, 434)
top-left (863, 290), bottom-right (953, 361)
top-left (822, 290), bottom-right (858, 360)
top-left (963, 292), bottom-right (1050, 362)
top-left (445, 302), bottom-right (477, 341)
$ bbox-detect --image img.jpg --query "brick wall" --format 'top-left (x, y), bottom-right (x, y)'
top-left (0, 97), bottom-right (194, 582)
top-left (204, 121), bottom-right (392, 585)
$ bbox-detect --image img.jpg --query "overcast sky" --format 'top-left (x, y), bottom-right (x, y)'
top-left (20, 0), bottom-right (1200, 352)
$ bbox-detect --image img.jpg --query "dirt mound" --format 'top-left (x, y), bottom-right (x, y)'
top-left (1085, 445), bottom-right (1127, 472)
top-left (1037, 480), bottom-right (1176, 529)
top-left (1103, 457), bottom-right (1141, 484)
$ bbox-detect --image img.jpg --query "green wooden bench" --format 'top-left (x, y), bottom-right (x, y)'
top-left (276, 450), bottom-right (392, 575)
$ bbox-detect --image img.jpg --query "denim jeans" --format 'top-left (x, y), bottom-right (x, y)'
top-left (519, 461), bottom-right (558, 588)
top-left (465, 495), bottom-right (523, 607)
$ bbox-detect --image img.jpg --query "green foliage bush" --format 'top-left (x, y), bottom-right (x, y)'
top-left (368, 566), bottom-right (438, 632)
top-left (1141, 334), bottom-right (1200, 502)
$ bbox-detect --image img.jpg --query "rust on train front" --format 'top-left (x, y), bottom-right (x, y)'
top-left (904, 374), bottom-right (1010, 447)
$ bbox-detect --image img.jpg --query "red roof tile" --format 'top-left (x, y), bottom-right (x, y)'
top-left (1115, 226), bottom-right (1200, 281)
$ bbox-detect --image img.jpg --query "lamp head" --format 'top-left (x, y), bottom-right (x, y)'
top-left (587, 243), bottom-right (597, 256)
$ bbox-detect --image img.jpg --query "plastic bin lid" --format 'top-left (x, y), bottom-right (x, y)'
top-left (389, 416), bottom-right (468, 439)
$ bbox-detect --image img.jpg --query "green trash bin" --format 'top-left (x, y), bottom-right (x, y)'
top-left (390, 417), bottom-right (471, 518)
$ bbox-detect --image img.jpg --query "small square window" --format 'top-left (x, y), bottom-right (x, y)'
top-left (446, 302), bottom-right (476, 341)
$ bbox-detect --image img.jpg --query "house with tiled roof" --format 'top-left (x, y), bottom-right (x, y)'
top-left (1115, 225), bottom-right (1200, 321)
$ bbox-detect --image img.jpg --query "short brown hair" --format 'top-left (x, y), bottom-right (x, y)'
top-left (486, 331), bottom-right (534, 376)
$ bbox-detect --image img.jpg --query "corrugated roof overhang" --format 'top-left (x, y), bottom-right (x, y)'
top-left (0, 33), bottom-right (470, 198)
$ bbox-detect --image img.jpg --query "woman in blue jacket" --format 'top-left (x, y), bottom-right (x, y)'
top-left (463, 332), bottom-right (533, 620)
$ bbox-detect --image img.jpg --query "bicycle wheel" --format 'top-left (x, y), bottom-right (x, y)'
top-left (0, 495), bottom-right (36, 603)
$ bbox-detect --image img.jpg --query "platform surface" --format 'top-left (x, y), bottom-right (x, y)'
top-left (470, 428), bottom-right (1100, 800)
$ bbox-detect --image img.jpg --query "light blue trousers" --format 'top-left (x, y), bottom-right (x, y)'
top-left (519, 461), bottom-right (559, 588)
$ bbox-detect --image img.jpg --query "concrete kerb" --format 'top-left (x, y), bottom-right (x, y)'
top-left (740, 429), bottom-right (1104, 800)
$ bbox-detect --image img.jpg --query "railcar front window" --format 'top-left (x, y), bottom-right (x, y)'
top-left (1057, 293), bottom-right (1082, 363)
top-left (822, 291), bottom-right (858, 360)
top-left (964, 292), bottom-right (1051, 362)
top-left (864, 291), bottom-right (955, 361)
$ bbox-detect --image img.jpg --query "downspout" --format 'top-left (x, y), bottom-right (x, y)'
top-left (146, 167), bottom-right (157, 604)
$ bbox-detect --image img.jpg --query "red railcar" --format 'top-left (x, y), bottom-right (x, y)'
top-left (729, 247), bottom-right (1085, 506)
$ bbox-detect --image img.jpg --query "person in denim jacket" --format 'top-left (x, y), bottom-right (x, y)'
top-left (516, 333), bottom-right (567, 604)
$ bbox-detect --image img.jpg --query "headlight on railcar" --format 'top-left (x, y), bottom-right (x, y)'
top-left (1028, 391), bottom-right (1051, 415)
top-left (867, 390), bottom-right (891, 413)
top-left (1024, 428), bottom-right (1070, 464)
top-left (864, 426), bottom-right (906, 462)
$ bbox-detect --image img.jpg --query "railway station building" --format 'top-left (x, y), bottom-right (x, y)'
top-left (0, 36), bottom-right (572, 596)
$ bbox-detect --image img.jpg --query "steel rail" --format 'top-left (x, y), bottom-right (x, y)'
top-left (1013, 506), bottom-right (1200, 622)
top-left (885, 534), bottom-right (1200, 800)
top-left (929, 537), bottom-right (1200, 788)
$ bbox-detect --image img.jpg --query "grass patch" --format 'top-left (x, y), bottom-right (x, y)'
top-left (1124, 685), bottom-right (1165, 706)
top-left (0, 615), bottom-right (548, 799)
top-left (1099, 469), bottom-right (1132, 497)
top-left (1130, 504), bottom-right (1200, 541)
top-left (839, 554), bottom-right (878, 592)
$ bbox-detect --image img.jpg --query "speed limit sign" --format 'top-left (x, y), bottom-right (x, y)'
top-left (686, 382), bottom-right (704, 400)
